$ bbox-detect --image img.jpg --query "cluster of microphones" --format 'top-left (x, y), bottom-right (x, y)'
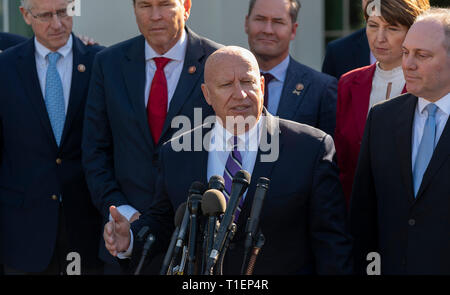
top-left (134, 170), bottom-right (270, 275)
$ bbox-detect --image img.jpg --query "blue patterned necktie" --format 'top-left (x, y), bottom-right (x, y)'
top-left (45, 52), bottom-right (66, 147)
top-left (413, 103), bottom-right (438, 197)
top-left (223, 136), bottom-right (244, 222)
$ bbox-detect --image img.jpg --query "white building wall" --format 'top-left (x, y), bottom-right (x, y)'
top-left (73, 0), bottom-right (325, 70)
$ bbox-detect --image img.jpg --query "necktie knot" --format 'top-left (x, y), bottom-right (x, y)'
top-left (153, 57), bottom-right (171, 70)
top-left (426, 103), bottom-right (438, 118)
top-left (261, 72), bottom-right (275, 85)
top-left (47, 52), bottom-right (62, 66)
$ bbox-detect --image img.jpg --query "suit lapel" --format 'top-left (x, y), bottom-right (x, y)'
top-left (394, 94), bottom-right (417, 203)
top-left (277, 58), bottom-right (309, 120)
top-left (160, 28), bottom-right (206, 143)
top-left (238, 113), bottom-right (282, 229)
top-left (351, 64), bottom-right (376, 140)
top-left (60, 36), bottom-right (89, 148)
top-left (16, 38), bottom-right (58, 150)
top-left (416, 114), bottom-right (450, 200)
top-left (121, 36), bottom-right (154, 150)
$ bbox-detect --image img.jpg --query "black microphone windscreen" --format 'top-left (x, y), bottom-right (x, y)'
top-left (189, 181), bottom-right (207, 196)
top-left (233, 170), bottom-right (251, 184)
top-left (208, 175), bottom-right (225, 191)
top-left (174, 202), bottom-right (187, 227)
top-left (201, 189), bottom-right (226, 216)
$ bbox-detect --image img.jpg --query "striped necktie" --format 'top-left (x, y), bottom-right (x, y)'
top-left (223, 136), bottom-right (244, 221)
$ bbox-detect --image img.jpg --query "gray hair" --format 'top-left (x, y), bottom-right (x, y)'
top-left (20, 0), bottom-right (72, 10)
top-left (20, 0), bottom-right (32, 10)
top-left (415, 7), bottom-right (450, 55)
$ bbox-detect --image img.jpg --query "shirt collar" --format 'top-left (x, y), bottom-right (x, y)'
top-left (145, 29), bottom-right (187, 63)
top-left (35, 34), bottom-right (73, 60)
top-left (211, 115), bottom-right (263, 152)
top-left (417, 93), bottom-right (450, 116)
top-left (260, 55), bottom-right (290, 83)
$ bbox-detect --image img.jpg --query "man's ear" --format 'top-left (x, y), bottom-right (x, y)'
top-left (184, 0), bottom-right (192, 20)
top-left (20, 6), bottom-right (32, 26)
top-left (201, 84), bottom-right (212, 106)
top-left (245, 15), bottom-right (249, 35)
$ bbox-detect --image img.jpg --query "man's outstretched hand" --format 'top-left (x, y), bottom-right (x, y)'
top-left (104, 206), bottom-right (131, 257)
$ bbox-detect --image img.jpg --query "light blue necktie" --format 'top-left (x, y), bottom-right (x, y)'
top-left (45, 52), bottom-right (66, 146)
top-left (413, 103), bottom-right (438, 197)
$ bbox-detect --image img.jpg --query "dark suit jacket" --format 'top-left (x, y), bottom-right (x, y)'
top-left (0, 32), bottom-right (27, 52)
top-left (350, 93), bottom-right (450, 275)
top-left (335, 64), bottom-right (407, 204)
top-left (0, 35), bottom-right (104, 272)
top-left (277, 57), bottom-right (338, 137)
top-left (322, 28), bottom-right (371, 80)
top-left (82, 28), bottom-right (222, 263)
top-left (130, 112), bottom-right (352, 275)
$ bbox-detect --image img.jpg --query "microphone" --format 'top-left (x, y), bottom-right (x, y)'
top-left (241, 177), bottom-right (270, 274)
top-left (204, 170), bottom-right (251, 275)
top-left (201, 189), bottom-right (227, 273)
top-left (208, 175), bottom-right (225, 192)
top-left (187, 182), bottom-right (205, 275)
top-left (160, 202), bottom-right (186, 275)
top-left (171, 181), bottom-right (206, 266)
top-left (134, 226), bottom-right (156, 275)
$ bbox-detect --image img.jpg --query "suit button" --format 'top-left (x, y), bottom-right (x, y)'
top-left (408, 219), bottom-right (416, 226)
top-left (51, 195), bottom-right (58, 201)
top-left (56, 158), bottom-right (62, 165)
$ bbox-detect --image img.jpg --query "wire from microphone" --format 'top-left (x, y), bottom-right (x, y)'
top-left (160, 202), bottom-right (186, 275)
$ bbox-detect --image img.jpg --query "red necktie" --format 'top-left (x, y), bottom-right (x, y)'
top-left (147, 57), bottom-right (171, 143)
top-left (261, 72), bottom-right (275, 109)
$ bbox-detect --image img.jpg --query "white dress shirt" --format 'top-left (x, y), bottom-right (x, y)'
top-left (411, 93), bottom-right (450, 170)
top-left (260, 55), bottom-right (289, 115)
top-left (119, 116), bottom-right (264, 258)
top-left (144, 29), bottom-right (187, 109)
top-left (35, 35), bottom-right (73, 114)
top-left (369, 63), bottom-right (405, 111)
top-left (206, 116), bottom-right (263, 199)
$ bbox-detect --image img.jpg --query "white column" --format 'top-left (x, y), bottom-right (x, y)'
top-left (3, 0), bottom-right (10, 32)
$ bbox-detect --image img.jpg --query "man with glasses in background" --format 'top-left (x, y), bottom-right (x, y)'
top-left (0, 0), bottom-right (104, 274)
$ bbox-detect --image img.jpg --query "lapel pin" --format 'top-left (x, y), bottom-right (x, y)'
top-left (188, 66), bottom-right (196, 74)
top-left (293, 83), bottom-right (304, 95)
top-left (78, 64), bottom-right (86, 73)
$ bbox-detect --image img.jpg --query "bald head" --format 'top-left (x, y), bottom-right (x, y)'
top-left (204, 46), bottom-right (261, 85)
top-left (202, 46), bottom-right (265, 134)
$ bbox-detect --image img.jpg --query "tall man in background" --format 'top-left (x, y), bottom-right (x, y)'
top-left (82, 0), bottom-right (221, 273)
top-left (245, 0), bottom-right (338, 136)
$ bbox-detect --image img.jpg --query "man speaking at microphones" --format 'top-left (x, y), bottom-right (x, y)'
top-left (103, 46), bottom-right (352, 275)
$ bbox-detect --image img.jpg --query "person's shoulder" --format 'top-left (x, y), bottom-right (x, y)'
top-left (326, 28), bottom-right (366, 51)
top-left (339, 64), bottom-right (374, 85)
top-left (371, 93), bottom-right (415, 115)
top-left (290, 57), bottom-right (337, 84)
top-left (186, 28), bottom-right (224, 54)
top-left (0, 32), bottom-right (27, 49)
top-left (95, 35), bottom-right (144, 59)
top-left (277, 116), bottom-right (330, 144)
top-left (0, 38), bottom-right (30, 63)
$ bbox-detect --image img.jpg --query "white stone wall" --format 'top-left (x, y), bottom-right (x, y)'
top-left (72, 0), bottom-right (325, 70)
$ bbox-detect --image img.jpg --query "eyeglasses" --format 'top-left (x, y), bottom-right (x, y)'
top-left (27, 8), bottom-right (71, 22)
